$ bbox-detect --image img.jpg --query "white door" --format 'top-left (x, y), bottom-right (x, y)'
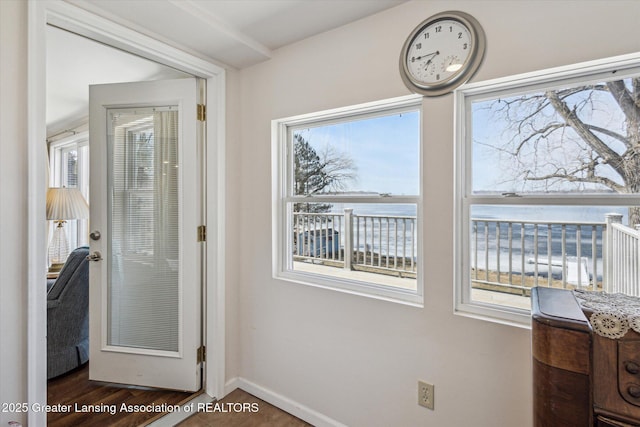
top-left (88, 79), bottom-right (202, 391)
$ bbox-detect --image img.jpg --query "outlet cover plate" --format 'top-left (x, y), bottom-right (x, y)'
top-left (418, 380), bottom-right (434, 409)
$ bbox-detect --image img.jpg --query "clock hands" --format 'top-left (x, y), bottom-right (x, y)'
top-left (411, 51), bottom-right (440, 72)
top-left (414, 50), bottom-right (439, 61)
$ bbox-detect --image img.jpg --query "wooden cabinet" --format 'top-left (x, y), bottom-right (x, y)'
top-left (532, 287), bottom-right (592, 426)
top-left (531, 287), bottom-right (640, 427)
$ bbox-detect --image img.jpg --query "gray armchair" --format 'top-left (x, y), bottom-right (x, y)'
top-left (47, 245), bottom-right (90, 379)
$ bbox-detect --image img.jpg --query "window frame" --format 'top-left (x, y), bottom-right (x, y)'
top-left (272, 95), bottom-right (423, 306)
top-left (49, 130), bottom-right (90, 249)
top-left (454, 52), bottom-right (640, 327)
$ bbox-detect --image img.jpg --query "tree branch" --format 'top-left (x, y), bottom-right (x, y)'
top-left (585, 124), bottom-right (628, 145)
top-left (545, 90), bottom-right (626, 177)
top-left (525, 164), bottom-right (624, 192)
top-left (607, 80), bottom-right (640, 128)
top-left (513, 122), bottom-right (566, 155)
top-left (633, 77), bottom-right (640, 106)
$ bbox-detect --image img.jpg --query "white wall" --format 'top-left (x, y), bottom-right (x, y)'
top-left (3, 1), bottom-right (640, 426)
top-left (236, 1), bottom-right (640, 426)
top-left (0, 0), bottom-right (28, 426)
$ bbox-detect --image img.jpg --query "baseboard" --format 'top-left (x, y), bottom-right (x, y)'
top-left (224, 376), bottom-right (241, 397)
top-left (224, 377), bottom-right (347, 427)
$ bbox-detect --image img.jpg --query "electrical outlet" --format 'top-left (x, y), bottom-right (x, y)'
top-left (418, 380), bottom-right (434, 409)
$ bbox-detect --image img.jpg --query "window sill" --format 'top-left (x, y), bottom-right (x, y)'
top-left (454, 299), bottom-right (532, 329)
top-left (274, 268), bottom-right (423, 308)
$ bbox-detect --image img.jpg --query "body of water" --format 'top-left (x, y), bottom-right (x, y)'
top-left (470, 205), bottom-right (631, 283)
top-left (318, 203), bottom-right (632, 280)
top-left (295, 203), bottom-right (417, 259)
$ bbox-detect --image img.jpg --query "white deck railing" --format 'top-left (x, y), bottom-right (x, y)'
top-left (604, 213), bottom-right (640, 296)
top-left (293, 210), bottom-right (640, 296)
top-left (293, 209), bottom-right (417, 277)
top-left (471, 217), bottom-right (605, 294)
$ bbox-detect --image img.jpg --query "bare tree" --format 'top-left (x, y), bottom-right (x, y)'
top-left (479, 77), bottom-right (640, 225)
top-left (293, 133), bottom-right (357, 214)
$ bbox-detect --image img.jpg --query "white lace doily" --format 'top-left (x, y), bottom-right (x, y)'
top-left (573, 289), bottom-right (640, 339)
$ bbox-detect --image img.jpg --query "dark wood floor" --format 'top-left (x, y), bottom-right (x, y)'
top-left (177, 388), bottom-right (312, 427)
top-left (47, 363), bottom-right (193, 427)
top-left (48, 363), bottom-right (312, 426)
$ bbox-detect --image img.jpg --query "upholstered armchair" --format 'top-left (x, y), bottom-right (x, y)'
top-left (47, 245), bottom-right (90, 379)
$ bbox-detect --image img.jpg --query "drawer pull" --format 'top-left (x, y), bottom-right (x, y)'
top-left (626, 361), bottom-right (640, 375)
top-left (627, 385), bottom-right (640, 398)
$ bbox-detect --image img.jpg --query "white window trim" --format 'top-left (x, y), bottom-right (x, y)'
top-left (48, 130), bottom-right (90, 251)
top-left (272, 95), bottom-right (424, 306)
top-left (48, 129), bottom-right (89, 186)
top-left (454, 52), bottom-right (640, 327)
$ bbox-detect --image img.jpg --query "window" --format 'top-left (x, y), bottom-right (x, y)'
top-left (455, 53), bottom-right (640, 325)
top-left (273, 96), bottom-right (422, 305)
top-left (49, 131), bottom-right (90, 250)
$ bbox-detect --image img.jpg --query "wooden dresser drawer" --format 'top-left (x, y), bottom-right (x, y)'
top-left (596, 414), bottom-right (639, 427)
top-left (532, 287), bottom-right (640, 426)
top-left (593, 332), bottom-right (640, 423)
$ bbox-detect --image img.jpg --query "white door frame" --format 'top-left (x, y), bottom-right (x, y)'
top-left (27, 2), bottom-right (226, 425)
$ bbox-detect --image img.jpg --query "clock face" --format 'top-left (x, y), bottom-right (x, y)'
top-left (405, 19), bottom-right (472, 85)
top-left (399, 12), bottom-right (485, 96)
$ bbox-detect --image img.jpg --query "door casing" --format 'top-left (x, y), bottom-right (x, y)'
top-left (27, 2), bottom-right (226, 425)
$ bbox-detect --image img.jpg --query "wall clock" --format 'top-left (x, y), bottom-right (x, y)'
top-left (399, 11), bottom-right (486, 96)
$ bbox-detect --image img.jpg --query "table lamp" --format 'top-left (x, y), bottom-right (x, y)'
top-left (46, 187), bottom-right (89, 272)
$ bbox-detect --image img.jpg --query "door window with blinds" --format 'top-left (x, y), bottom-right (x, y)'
top-left (108, 107), bottom-right (180, 352)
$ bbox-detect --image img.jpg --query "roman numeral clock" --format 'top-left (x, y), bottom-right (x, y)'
top-left (399, 11), bottom-right (486, 96)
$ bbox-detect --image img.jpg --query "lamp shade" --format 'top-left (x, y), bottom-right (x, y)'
top-left (46, 187), bottom-right (89, 220)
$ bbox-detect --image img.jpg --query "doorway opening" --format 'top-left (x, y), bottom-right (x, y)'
top-left (29, 3), bottom-right (226, 426)
top-left (46, 24), bottom-right (199, 426)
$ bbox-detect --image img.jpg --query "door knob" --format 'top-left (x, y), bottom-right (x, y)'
top-left (86, 251), bottom-right (103, 262)
top-left (90, 230), bottom-right (101, 241)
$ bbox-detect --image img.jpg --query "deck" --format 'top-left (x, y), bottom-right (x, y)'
top-left (294, 261), bottom-right (416, 290)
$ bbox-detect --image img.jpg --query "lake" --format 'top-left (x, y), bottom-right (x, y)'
top-left (320, 204), bottom-right (631, 280)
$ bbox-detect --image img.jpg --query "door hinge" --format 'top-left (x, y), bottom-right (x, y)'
top-left (197, 225), bottom-right (206, 242)
top-left (197, 345), bottom-right (206, 363)
top-left (197, 104), bottom-right (206, 121)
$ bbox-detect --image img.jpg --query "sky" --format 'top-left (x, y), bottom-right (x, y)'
top-left (470, 79), bottom-right (629, 194)
top-left (291, 75), bottom-right (631, 199)
top-left (294, 110), bottom-right (420, 196)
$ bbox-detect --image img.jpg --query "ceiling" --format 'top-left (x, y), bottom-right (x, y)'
top-left (48, 0), bottom-right (406, 134)
top-left (67, 0), bottom-right (407, 68)
top-left (46, 25), bottom-right (190, 133)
